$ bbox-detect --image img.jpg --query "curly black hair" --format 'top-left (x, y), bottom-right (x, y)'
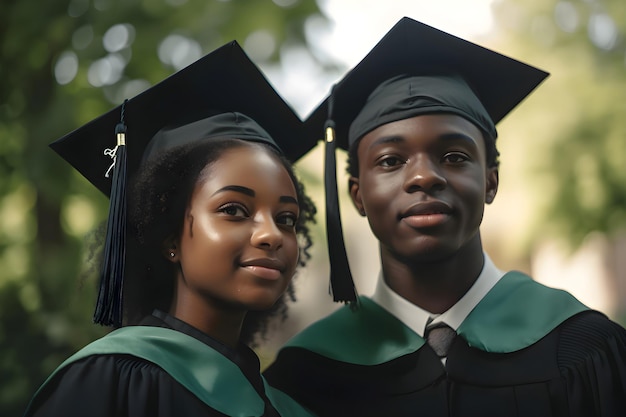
top-left (346, 129), bottom-right (500, 177)
top-left (123, 137), bottom-right (316, 346)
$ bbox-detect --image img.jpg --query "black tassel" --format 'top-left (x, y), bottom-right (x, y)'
top-left (94, 100), bottom-right (128, 327)
top-left (323, 88), bottom-right (358, 305)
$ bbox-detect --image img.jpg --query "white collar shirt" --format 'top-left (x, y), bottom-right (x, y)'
top-left (370, 253), bottom-right (505, 338)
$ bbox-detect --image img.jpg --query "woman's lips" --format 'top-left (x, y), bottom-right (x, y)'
top-left (240, 258), bottom-right (284, 280)
top-left (242, 265), bottom-right (282, 280)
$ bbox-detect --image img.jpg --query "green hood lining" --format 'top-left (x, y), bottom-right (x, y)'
top-left (285, 271), bottom-right (587, 365)
top-left (29, 326), bottom-right (314, 417)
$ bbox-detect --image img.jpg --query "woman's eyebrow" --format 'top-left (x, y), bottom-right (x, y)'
top-left (212, 185), bottom-right (255, 197)
top-left (280, 195), bottom-right (299, 205)
top-left (213, 185), bottom-right (298, 205)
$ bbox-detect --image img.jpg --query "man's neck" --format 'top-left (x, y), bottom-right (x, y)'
top-left (380, 236), bottom-right (485, 314)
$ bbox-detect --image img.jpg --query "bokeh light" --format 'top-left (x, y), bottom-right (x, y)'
top-left (157, 34), bottom-right (202, 70)
top-left (54, 51), bottom-right (79, 85)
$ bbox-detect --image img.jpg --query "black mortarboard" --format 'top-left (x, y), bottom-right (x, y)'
top-left (309, 17), bottom-right (549, 304)
top-left (51, 40), bottom-right (315, 326)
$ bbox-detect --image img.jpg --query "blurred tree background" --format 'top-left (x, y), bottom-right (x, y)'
top-left (482, 0), bottom-right (626, 326)
top-left (0, 0), bottom-right (624, 415)
top-left (492, 0), bottom-right (626, 249)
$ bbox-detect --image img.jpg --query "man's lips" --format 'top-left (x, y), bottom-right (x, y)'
top-left (399, 201), bottom-right (452, 228)
top-left (240, 258), bottom-right (285, 280)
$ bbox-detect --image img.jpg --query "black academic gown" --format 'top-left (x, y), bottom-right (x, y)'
top-left (25, 311), bottom-right (314, 417)
top-left (264, 272), bottom-right (626, 417)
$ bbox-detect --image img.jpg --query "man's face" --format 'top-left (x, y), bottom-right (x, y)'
top-left (349, 114), bottom-right (498, 263)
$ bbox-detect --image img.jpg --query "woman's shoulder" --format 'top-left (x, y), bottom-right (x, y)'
top-left (45, 352), bottom-right (169, 389)
top-left (25, 353), bottom-right (196, 417)
top-left (63, 351), bottom-right (167, 378)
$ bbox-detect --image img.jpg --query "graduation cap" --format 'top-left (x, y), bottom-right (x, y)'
top-left (51, 40), bottom-right (315, 327)
top-left (308, 17), bottom-right (549, 304)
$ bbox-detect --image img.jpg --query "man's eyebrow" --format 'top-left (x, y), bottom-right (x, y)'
top-left (367, 135), bottom-right (405, 150)
top-left (368, 131), bottom-right (480, 150)
top-left (438, 132), bottom-right (480, 146)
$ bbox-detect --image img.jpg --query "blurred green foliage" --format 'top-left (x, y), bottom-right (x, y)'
top-left (0, 0), bottom-right (321, 415)
top-left (491, 0), bottom-right (626, 326)
top-left (494, 0), bottom-right (626, 249)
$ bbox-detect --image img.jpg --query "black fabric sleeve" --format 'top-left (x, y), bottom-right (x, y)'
top-left (557, 311), bottom-right (626, 417)
top-left (265, 311), bottom-right (626, 417)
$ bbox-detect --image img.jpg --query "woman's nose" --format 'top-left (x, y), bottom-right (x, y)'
top-left (250, 213), bottom-right (283, 250)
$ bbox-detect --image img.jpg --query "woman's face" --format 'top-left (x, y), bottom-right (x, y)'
top-left (173, 144), bottom-right (300, 313)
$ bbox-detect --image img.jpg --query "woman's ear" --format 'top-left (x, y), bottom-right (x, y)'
top-left (485, 167), bottom-right (499, 205)
top-left (162, 236), bottom-right (179, 262)
top-left (349, 176), bottom-right (366, 216)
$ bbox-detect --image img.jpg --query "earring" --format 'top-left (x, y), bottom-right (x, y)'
top-left (169, 252), bottom-right (175, 258)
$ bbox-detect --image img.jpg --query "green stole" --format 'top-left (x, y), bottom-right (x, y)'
top-left (284, 271), bottom-right (588, 365)
top-left (28, 326), bottom-right (314, 417)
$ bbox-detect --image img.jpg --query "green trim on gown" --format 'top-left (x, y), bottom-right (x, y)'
top-left (285, 271), bottom-right (588, 365)
top-left (29, 326), bottom-right (314, 417)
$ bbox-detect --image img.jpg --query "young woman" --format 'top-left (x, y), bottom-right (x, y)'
top-left (24, 42), bottom-right (318, 417)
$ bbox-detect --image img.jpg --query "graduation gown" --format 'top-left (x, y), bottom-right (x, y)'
top-left (264, 272), bottom-right (626, 417)
top-left (25, 312), bottom-right (314, 417)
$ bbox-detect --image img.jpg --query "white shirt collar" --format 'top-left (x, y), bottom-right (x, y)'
top-left (371, 253), bottom-right (504, 337)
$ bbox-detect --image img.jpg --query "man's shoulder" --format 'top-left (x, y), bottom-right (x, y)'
top-left (458, 271), bottom-right (590, 353)
top-left (287, 296), bottom-right (403, 340)
top-left (282, 296), bottom-right (426, 365)
top-left (559, 310), bottom-right (626, 348)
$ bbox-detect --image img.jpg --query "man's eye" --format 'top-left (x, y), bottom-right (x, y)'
top-left (379, 156), bottom-right (403, 167)
top-left (443, 152), bottom-right (469, 163)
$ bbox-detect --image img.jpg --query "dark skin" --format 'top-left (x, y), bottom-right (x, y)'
top-left (165, 145), bottom-right (300, 347)
top-left (349, 114), bottom-right (498, 313)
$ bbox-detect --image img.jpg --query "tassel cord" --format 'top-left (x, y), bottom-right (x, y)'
top-left (94, 101), bottom-right (128, 327)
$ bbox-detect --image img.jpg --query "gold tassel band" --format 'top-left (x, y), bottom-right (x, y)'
top-left (325, 126), bottom-right (335, 143)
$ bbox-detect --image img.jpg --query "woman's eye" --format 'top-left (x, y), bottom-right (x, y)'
top-left (277, 213), bottom-right (298, 228)
top-left (443, 152), bottom-right (469, 164)
top-left (219, 203), bottom-right (248, 217)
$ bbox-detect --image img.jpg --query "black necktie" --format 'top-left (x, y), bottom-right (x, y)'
top-left (425, 323), bottom-right (456, 358)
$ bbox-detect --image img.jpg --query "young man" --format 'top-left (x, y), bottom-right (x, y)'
top-left (264, 17), bottom-right (626, 417)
